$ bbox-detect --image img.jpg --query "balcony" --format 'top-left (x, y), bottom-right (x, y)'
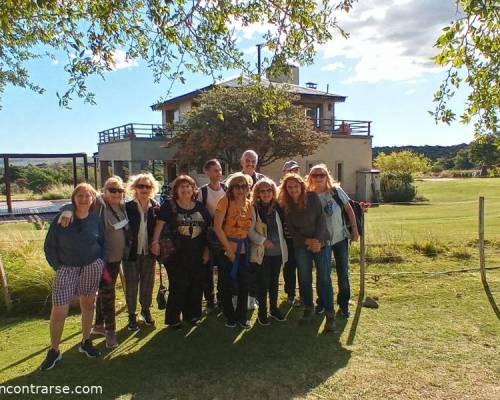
top-left (98, 123), bottom-right (173, 144)
top-left (317, 119), bottom-right (372, 136)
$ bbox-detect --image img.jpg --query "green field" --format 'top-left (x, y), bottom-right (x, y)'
top-left (0, 179), bottom-right (499, 399)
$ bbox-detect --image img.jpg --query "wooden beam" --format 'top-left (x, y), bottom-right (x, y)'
top-left (0, 153), bottom-right (87, 159)
top-left (3, 157), bottom-right (12, 214)
top-left (83, 154), bottom-right (89, 181)
top-left (72, 157), bottom-right (78, 187)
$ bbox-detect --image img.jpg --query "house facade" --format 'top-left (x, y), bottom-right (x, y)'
top-left (97, 69), bottom-right (379, 200)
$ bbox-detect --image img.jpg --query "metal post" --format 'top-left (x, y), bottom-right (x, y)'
top-left (83, 154), bottom-right (89, 181)
top-left (359, 216), bottom-right (366, 300)
top-left (479, 197), bottom-right (486, 285)
top-left (72, 156), bottom-right (78, 187)
top-left (3, 157), bottom-right (12, 214)
top-left (256, 43), bottom-right (263, 77)
top-left (93, 157), bottom-right (98, 188)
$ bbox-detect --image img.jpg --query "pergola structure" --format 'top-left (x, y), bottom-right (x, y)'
top-left (1, 153), bottom-right (89, 214)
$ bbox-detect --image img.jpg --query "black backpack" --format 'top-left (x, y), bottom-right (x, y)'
top-left (331, 187), bottom-right (364, 236)
top-left (201, 183), bottom-right (227, 207)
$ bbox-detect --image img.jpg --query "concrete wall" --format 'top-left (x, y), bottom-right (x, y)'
top-left (99, 138), bottom-right (176, 161)
top-left (259, 135), bottom-right (372, 197)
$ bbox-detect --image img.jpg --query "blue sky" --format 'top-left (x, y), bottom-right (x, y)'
top-left (0, 0), bottom-right (473, 156)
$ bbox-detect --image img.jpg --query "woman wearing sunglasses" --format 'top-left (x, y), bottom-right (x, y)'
top-left (248, 178), bottom-right (288, 326)
top-left (278, 173), bottom-right (330, 329)
top-left (56, 176), bottom-right (129, 348)
top-left (306, 164), bottom-right (359, 321)
top-left (213, 173), bottom-right (254, 328)
top-left (123, 173), bottom-right (160, 331)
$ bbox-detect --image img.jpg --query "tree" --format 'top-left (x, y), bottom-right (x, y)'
top-left (169, 83), bottom-right (328, 170)
top-left (453, 148), bottom-right (474, 169)
top-left (373, 151), bottom-right (431, 175)
top-left (469, 135), bottom-right (500, 166)
top-left (432, 0), bottom-right (499, 136)
top-left (0, 0), bottom-right (355, 108)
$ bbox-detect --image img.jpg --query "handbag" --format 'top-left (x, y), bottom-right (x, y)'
top-left (250, 205), bottom-right (267, 264)
top-left (156, 263), bottom-right (167, 310)
top-left (159, 199), bottom-right (178, 263)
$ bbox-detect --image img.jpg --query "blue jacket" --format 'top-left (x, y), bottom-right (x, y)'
top-left (44, 212), bottom-right (104, 270)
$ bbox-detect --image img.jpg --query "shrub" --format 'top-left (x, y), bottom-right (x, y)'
top-left (26, 167), bottom-right (57, 193)
top-left (411, 240), bottom-right (446, 257)
top-left (380, 172), bottom-right (417, 203)
top-left (488, 166), bottom-right (500, 177)
top-left (41, 184), bottom-right (74, 200)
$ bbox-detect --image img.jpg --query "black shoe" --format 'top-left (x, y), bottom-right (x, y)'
top-left (299, 308), bottom-right (314, 326)
top-left (257, 315), bottom-right (271, 326)
top-left (190, 317), bottom-right (201, 326)
top-left (225, 320), bottom-right (237, 328)
top-left (139, 309), bottom-right (155, 326)
top-left (238, 319), bottom-right (251, 329)
top-left (78, 339), bottom-right (101, 358)
top-left (40, 348), bottom-right (61, 371)
top-left (127, 314), bottom-right (140, 331)
top-left (336, 308), bottom-right (350, 318)
top-left (315, 304), bottom-right (325, 315)
top-left (270, 309), bottom-right (286, 322)
top-left (169, 322), bottom-right (182, 331)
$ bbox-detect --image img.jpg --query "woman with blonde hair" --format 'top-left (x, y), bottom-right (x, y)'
top-left (248, 178), bottom-right (288, 326)
top-left (306, 164), bottom-right (359, 322)
top-left (41, 183), bottom-right (104, 370)
top-left (151, 175), bottom-right (211, 329)
top-left (213, 173), bottom-right (253, 328)
top-left (278, 173), bottom-right (330, 328)
top-left (123, 172), bottom-right (160, 330)
top-left (57, 175), bottom-right (129, 348)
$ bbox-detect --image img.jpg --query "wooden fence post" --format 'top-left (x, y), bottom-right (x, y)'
top-left (359, 217), bottom-right (366, 301)
top-left (0, 256), bottom-right (13, 312)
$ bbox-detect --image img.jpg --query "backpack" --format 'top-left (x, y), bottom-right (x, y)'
top-left (331, 187), bottom-right (364, 236)
top-left (201, 183), bottom-right (227, 207)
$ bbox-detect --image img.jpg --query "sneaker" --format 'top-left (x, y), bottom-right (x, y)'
top-left (238, 319), bottom-right (252, 329)
top-left (139, 309), bottom-right (155, 326)
top-left (190, 317), bottom-right (201, 326)
top-left (169, 322), bottom-right (182, 331)
top-left (248, 296), bottom-right (258, 310)
top-left (299, 307), bottom-right (314, 326)
top-left (315, 304), bottom-right (325, 315)
top-left (257, 315), bottom-right (271, 326)
top-left (127, 314), bottom-right (140, 331)
top-left (323, 312), bottom-right (336, 333)
top-left (78, 339), bottom-right (101, 358)
top-left (225, 320), bottom-right (237, 328)
top-left (105, 330), bottom-right (119, 349)
top-left (91, 324), bottom-right (105, 336)
top-left (40, 348), bottom-right (61, 371)
top-left (270, 309), bottom-right (287, 322)
top-left (336, 308), bottom-right (350, 318)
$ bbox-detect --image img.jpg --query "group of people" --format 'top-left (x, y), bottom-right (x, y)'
top-left (40, 149), bottom-right (359, 371)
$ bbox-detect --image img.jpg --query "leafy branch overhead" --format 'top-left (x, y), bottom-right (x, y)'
top-left (432, 0), bottom-right (499, 136)
top-left (0, 0), bottom-right (356, 108)
top-left (169, 83), bottom-right (329, 170)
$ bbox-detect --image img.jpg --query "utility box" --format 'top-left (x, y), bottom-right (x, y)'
top-left (356, 169), bottom-right (381, 203)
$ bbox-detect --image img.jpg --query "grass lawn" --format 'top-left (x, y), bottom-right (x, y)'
top-left (0, 179), bottom-right (499, 399)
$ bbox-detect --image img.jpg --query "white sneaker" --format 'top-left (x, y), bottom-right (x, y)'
top-left (248, 296), bottom-right (258, 310)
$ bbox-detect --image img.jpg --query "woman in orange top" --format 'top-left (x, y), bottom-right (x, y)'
top-left (213, 173), bottom-right (253, 328)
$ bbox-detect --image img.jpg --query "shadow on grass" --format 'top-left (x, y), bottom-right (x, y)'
top-left (1, 307), bottom-right (351, 399)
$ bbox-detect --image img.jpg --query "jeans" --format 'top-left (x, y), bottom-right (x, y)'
top-left (332, 239), bottom-right (350, 312)
top-left (257, 255), bottom-right (282, 317)
top-left (283, 238), bottom-right (299, 299)
top-left (219, 254), bottom-right (250, 323)
top-left (295, 245), bottom-right (333, 312)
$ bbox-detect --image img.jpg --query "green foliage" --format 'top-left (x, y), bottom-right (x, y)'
top-left (453, 148), bottom-right (474, 170)
top-left (432, 0), bottom-right (499, 136)
top-left (411, 239), bottom-right (446, 257)
top-left (0, 0), bottom-right (355, 108)
top-left (170, 83), bottom-right (328, 170)
top-left (380, 172), bottom-right (417, 203)
top-left (469, 135), bottom-right (500, 166)
top-left (40, 184), bottom-right (74, 200)
top-left (374, 151), bottom-right (431, 175)
top-left (25, 167), bottom-right (57, 193)
top-left (373, 143), bottom-right (468, 161)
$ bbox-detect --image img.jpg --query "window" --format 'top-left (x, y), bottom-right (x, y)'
top-left (336, 162), bottom-right (343, 183)
top-left (306, 160), bottom-right (324, 173)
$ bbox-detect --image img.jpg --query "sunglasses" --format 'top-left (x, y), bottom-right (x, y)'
top-left (136, 184), bottom-right (152, 190)
top-left (311, 173), bottom-right (326, 178)
top-left (107, 188), bottom-right (125, 194)
top-left (233, 184), bottom-right (249, 191)
top-left (259, 188), bottom-right (273, 194)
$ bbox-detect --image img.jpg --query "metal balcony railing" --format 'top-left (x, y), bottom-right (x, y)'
top-left (98, 123), bottom-right (173, 144)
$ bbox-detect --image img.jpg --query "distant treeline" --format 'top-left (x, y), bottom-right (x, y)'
top-left (373, 144), bottom-right (468, 161)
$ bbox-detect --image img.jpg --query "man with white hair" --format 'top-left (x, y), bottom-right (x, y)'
top-left (240, 149), bottom-right (266, 188)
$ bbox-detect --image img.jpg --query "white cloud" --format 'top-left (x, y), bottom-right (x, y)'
top-left (108, 49), bottom-right (138, 70)
top-left (405, 88), bottom-right (416, 95)
top-left (321, 62), bottom-right (345, 72)
top-left (321, 0), bottom-right (462, 84)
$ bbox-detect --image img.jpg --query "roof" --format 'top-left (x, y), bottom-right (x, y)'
top-left (150, 76), bottom-right (346, 110)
